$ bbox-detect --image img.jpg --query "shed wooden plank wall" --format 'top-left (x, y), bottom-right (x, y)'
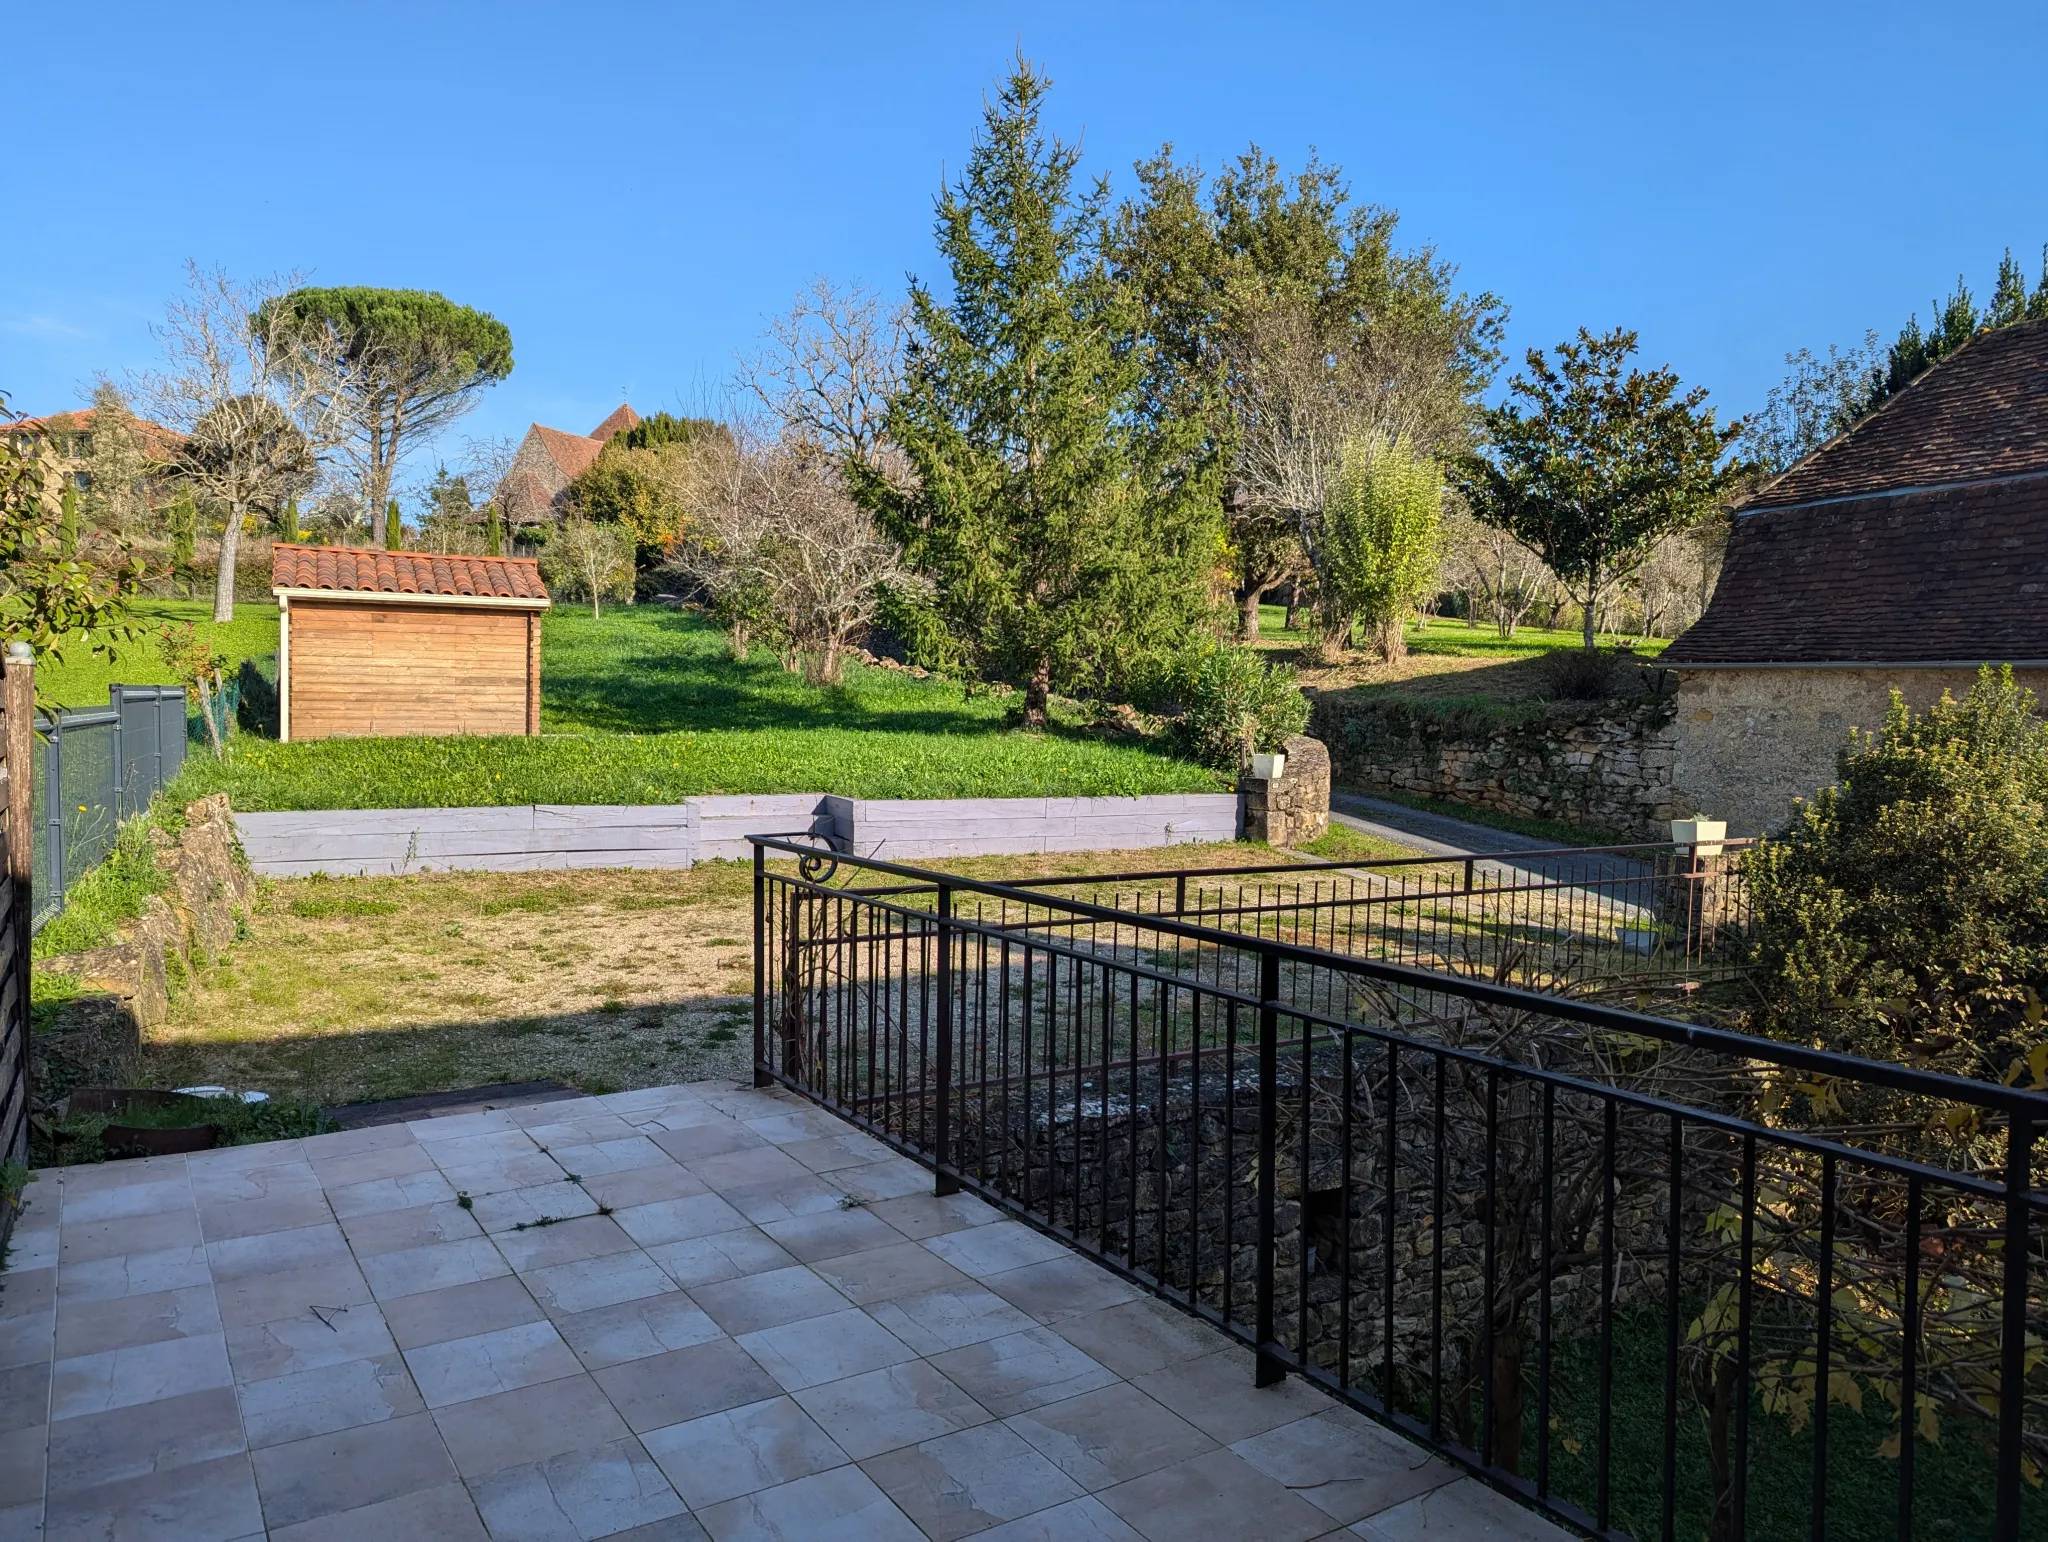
top-left (289, 601), bottom-right (533, 740)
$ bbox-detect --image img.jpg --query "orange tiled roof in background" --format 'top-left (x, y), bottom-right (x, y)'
top-left (7, 408), bottom-right (186, 460)
top-left (589, 404), bottom-right (642, 444)
top-left (270, 544), bottom-right (551, 602)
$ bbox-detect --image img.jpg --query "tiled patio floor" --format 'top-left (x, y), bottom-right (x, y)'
top-left (0, 1081), bottom-right (1570, 1541)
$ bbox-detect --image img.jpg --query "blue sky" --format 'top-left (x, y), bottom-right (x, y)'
top-left (5, 1), bottom-right (2044, 489)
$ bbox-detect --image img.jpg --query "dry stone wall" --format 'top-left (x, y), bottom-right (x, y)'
top-left (1311, 695), bottom-right (1684, 840)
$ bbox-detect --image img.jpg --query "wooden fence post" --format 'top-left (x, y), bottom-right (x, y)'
top-left (2, 642), bottom-right (34, 1169)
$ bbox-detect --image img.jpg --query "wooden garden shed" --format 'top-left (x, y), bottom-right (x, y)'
top-left (270, 545), bottom-right (551, 742)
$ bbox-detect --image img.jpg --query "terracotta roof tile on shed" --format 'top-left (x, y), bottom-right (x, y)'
top-left (1665, 317), bottom-right (2048, 666)
top-left (271, 544), bottom-right (550, 601)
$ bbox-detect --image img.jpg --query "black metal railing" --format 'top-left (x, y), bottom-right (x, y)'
top-left (750, 834), bottom-right (2046, 1542)
top-left (945, 839), bottom-right (1755, 996)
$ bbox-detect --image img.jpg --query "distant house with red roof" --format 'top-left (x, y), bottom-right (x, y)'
top-left (4, 408), bottom-right (185, 496)
top-left (495, 404), bottom-right (640, 527)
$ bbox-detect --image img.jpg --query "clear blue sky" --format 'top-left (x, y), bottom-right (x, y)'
top-left (5, 1), bottom-right (2044, 487)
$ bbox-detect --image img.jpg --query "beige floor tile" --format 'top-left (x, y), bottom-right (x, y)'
top-left (43, 1449), bottom-right (261, 1542)
top-left (405, 1319), bottom-right (581, 1408)
top-left (360, 1237), bottom-right (511, 1301)
top-left (758, 1207), bottom-right (905, 1264)
top-left (716, 1173), bottom-right (849, 1226)
top-left (644, 1229), bottom-right (795, 1289)
top-left (691, 1264), bottom-right (850, 1336)
top-left (852, 1191), bottom-right (993, 1245)
top-left (1004, 1382), bottom-right (1215, 1488)
top-left (523, 1249), bottom-right (677, 1317)
top-left (614, 1192), bottom-right (750, 1249)
top-left (927, 1327), bottom-right (1117, 1418)
top-left (970, 1495), bottom-right (1146, 1541)
top-left (469, 1433), bottom-right (687, 1539)
top-left (204, 1222), bottom-right (351, 1282)
top-left (1098, 1448), bottom-right (1335, 1542)
top-left (807, 1240), bottom-right (971, 1306)
top-left (52, 1284), bottom-right (219, 1360)
top-left (338, 1197), bottom-right (484, 1257)
top-left (868, 1283), bottom-right (1037, 1357)
top-left (553, 1291), bottom-right (723, 1371)
top-left (649, 1122), bottom-right (765, 1165)
top-left (432, 1373), bottom-right (627, 1479)
top-left (57, 1208), bottom-right (200, 1267)
top-left (545, 1135), bottom-right (672, 1175)
top-left (252, 1410), bottom-right (460, 1529)
top-left (323, 1167), bottom-right (459, 1219)
top-left (239, 1351), bottom-right (425, 1447)
top-left (1350, 1476), bottom-right (1575, 1539)
top-left (0, 1423), bottom-right (44, 1510)
top-left (1129, 1348), bottom-right (1328, 1444)
top-left (305, 1138), bottom-right (437, 1190)
top-left (213, 1257), bottom-right (374, 1330)
top-left (694, 1462), bottom-right (923, 1542)
top-left (44, 1385), bottom-right (243, 1494)
top-left (737, 1307), bottom-right (916, 1393)
top-left (862, 1421), bottom-right (1085, 1542)
top-left (983, 1255), bottom-right (1143, 1325)
top-left (55, 1177), bottom-right (193, 1228)
top-left (495, 1212), bottom-right (636, 1272)
top-left (55, 1244), bottom-right (209, 1303)
top-left (227, 1300), bottom-right (395, 1382)
top-left (188, 1159), bottom-right (323, 1208)
top-left (265, 1479), bottom-right (487, 1542)
top-left (0, 1366), bottom-right (45, 1439)
top-left (642, 1394), bottom-right (847, 1509)
top-left (1230, 1408), bottom-right (1455, 1525)
top-left (380, 1275), bottom-right (542, 1351)
top-left (50, 1330), bottom-right (231, 1419)
top-left (687, 1147), bottom-right (811, 1193)
top-left (1055, 1298), bottom-right (1226, 1379)
top-left (593, 1338), bottom-right (781, 1433)
top-left (922, 1221), bottom-right (1071, 1279)
top-left (792, 1360), bottom-right (990, 1461)
top-left (579, 1160), bottom-right (709, 1213)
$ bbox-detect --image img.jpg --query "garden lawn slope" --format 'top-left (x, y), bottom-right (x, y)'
top-left (169, 606), bottom-right (1219, 809)
top-left (36, 599), bottom-right (280, 710)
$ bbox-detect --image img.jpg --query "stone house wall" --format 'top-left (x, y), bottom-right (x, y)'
top-left (1665, 665), bottom-right (2048, 836)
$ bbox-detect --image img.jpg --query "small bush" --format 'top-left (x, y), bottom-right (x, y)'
top-left (1746, 666), bottom-right (2048, 1090)
top-left (1173, 646), bottom-right (1311, 771)
top-left (1539, 646), bottom-right (1636, 700)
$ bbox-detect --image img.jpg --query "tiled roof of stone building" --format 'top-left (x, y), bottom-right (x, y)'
top-left (1665, 320), bottom-right (2048, 665)
top-left (271, 544), bottom-right (550, 601)
top-left (589, 404), bottom-right (641, 444)
top-left (494, 406), bottom-right (639, 523)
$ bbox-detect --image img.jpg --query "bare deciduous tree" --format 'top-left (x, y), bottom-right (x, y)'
top-left (740, 277), bottom-right (905, 476)
top-left (540, 517), bottom-right (636, 618)
top-left (136, 264), bottom-right (347, 620)
top-left (682, 433), bottom-right (906, 685)
top-left (1441, 505), bottom-right (1549, 639)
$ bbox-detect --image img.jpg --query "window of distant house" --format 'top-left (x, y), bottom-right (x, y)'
top-left (73, 433), bottom-right (91, 458)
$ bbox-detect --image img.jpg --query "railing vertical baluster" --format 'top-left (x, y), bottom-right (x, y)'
top-left (933, 882), bottom-right (958, 1196)
top-left (1812, 1150), bottom-right (1837, 1542)
top-left (1382, 1038), bottom-right (1398, 1410)
top-left (1481, 1065), bottom-right (1499, 1469)
top-left (1662, 1113), bottom-right (1683, 1542)
top-left (1430, 1051), bottom-right (1446, 1440)
top-left (752, 843), bottom-right (768, 1087)
top-left (1597, 1097), bottom-right (1617, 1533)
top-left (1994, 1116), bottom-right (2033, 1541)
top-left (1735, 1132), bottom-right (1756, 1541)
top-left (1537, 1079), bottom-right (1554, 1499)
top-left (1255, 947), bottom-right (1284, 1387)
top-left (1899, 1170), bottom-right (1920, 1542)
top-left (1338, 1025), bottom-right (1354, 1390)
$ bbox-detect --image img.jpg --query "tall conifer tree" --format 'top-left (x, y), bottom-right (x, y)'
top-left (870, 59), bottom-right (1222, 724)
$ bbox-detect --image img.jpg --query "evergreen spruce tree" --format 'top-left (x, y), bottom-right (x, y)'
top-left (868, 59), bottom-right (1222, 725)
top-left (385, 498), bottom-right (403, 550)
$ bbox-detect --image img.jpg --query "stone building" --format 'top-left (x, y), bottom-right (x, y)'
top-left (1663, 317), bottom-right (2048, 834)
top-left (494, 403), bottom-right (639, 527)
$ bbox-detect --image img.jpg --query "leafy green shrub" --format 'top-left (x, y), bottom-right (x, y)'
top-left (1539, 646), bottom-right (1636, 701)
top-left (1745, 666), bottom-right (2048, 1089)
top-left (32, 808), bottom-right (172, 959)
top-left (1173, 645), bottom-right (1310, 771)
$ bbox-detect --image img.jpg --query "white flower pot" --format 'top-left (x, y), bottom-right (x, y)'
top-left (1670, 818), bottom-right (1726, 857)
top-left (1250, 752), bottom-right (1287, 781)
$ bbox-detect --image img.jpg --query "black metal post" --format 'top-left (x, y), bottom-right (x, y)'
top-left (1994, 1116), bottom-right (2032, 1540)
top-left (752, 841), bottom-right (770, 1087)
top-left (1254, 945), bottom-right (1284, 1387)
top-left (933, 882), bottom-right (959, 1196)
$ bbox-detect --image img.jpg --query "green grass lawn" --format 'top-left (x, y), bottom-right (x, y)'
top-left (35, 599), bottom-right (281, 711)
top-left (1252, 604), bottom-right (1672, 661)
top-left (152, 605), bottom-right (1218, 809)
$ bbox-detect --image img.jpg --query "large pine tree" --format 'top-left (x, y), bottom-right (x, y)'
top-left (869, 60), bottom-right (1222, 724)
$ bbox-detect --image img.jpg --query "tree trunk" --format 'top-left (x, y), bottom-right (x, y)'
top-left (1703, 1356), bottom-right (1740, 1542)
top-left (1241, 589), bottom-right (1262, 641)
top-left (1373, 617), bottom-right (1408, 664)
top-left (213, 498), bottom-right (242, 622)
top-left (1022, 658), bottom-right (1051, 730)
top-left (1581, 561), bottom-right (1599, 650)
top-left (728, 623), bottom-right (750, 662)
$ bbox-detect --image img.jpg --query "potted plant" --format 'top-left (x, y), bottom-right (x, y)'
top-left (1670, 815), bottom-right (1727, 858)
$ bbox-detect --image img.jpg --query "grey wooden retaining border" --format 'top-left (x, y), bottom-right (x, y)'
top-left (233, 793), bottom-right (1241, 878)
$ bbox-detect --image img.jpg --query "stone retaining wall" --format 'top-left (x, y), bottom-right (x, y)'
top-left (1312, 695), bottom-right (1683, 840)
